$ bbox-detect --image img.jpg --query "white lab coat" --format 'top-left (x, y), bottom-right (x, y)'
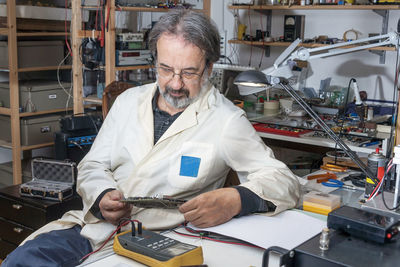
top-left (22, 82), bottom-right (300, 255)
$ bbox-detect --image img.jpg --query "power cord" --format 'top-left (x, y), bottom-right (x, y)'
top-left (79, 218), bottom-right (142, 263)
top-left (171, 223), bottom-right (261, 249)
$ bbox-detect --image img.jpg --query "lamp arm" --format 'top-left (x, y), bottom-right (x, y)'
top-left (289, 32), bottom-right (399, 61)
top-left (269, 76), bottom-right (378, 183)
top-left (273, 38), bottom-right (302, 69)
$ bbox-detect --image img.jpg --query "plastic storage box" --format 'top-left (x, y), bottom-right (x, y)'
top-left (303, 191), bottom-right (341, 216)
top-left (0, 80), bottom-right (72, 112)
top-left (0, 114), bottom-right (61, 146)
top-left (0, 41), bottom-right (65, 69)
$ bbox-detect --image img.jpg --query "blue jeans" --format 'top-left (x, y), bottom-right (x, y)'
top-left (2, 225), bottom-right (92, 267)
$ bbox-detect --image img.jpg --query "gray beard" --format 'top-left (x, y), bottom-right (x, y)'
top-left (157, 73), bottom-right (209, 110)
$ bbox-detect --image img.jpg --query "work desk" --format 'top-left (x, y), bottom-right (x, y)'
top-left (80, 231), bottom-right (265, 267)
top-left (80, 173), bottom-right (363, 267)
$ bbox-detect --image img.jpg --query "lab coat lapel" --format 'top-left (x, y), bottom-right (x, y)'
top-left (156, 104), bottom-right (198, 144)
top-left (127, 84), bottom-right (157, 161)
top-left (156, 84), bottom-right (213, 144)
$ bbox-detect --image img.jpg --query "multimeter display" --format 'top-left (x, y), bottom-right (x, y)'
top-left (114, 229), bottom-right (203, 267)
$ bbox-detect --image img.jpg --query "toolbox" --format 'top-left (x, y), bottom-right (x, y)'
top-left (20, 158), bottom-right (76, 202)
top-left (0, 114), bottom-right (61, 146)
top-left (0, 80), bottom-right (73, 112)
top-left (0, 41), bottom-right (65, 69)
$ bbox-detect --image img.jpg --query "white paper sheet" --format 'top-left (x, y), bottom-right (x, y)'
top-left (189, 210), bottom-right (327, 250)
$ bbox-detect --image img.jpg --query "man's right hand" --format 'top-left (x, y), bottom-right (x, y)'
top-left (99, 190), bottom-right (132, 225)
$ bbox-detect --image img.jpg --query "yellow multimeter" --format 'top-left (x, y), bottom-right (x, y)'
top-left (113, 229), bottom-right (203, 267)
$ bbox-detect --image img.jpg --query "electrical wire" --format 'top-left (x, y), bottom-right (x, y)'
top-left (227, 9), bottom-right (240, 64)
top-left (79, 219), bottom-right (141, 263)
top-left (171, 224), bottom-right (262, 249)
top-left (385, 35), bottom-right (400, 159)
top-left (65, 0), bottom-right (72, 55)
top-left (381, 163), bottom-right (400, 210)
top-left (367, 158), bottom-right (393, 201)
top-left (332, 78), bottom-right (354, 165)
top-left (57, 50), bottom-right (74, 114)
top-left (247, 7), bottom-right (253, 67)
top-left (258, 7), bottom-right (265, 69)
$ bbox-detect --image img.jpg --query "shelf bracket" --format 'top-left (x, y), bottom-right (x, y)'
top-left (372, 9), bottom-right (389, 64)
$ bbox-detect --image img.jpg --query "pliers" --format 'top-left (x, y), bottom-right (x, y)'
top-left (321, 179), bottom-right (356, 190)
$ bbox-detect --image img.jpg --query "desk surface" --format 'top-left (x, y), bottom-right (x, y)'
top-left (79, 173), bottom-right (367, 267)
top-left (81, 230), bottom-right (265, 267)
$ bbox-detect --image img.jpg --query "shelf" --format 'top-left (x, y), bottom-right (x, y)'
top-left (119, 7), bottom-right (174, 12)
top-left (78, 30), bottom-right (102, 39)
top-left (22, 142), bottom-right (54, 151)
top-left (18, 65), bottom-right (72, 72)
top-left (228, 39), bottom-right (397, 51)
top-left (115, 65), bottom-right (154, 71)
top-left (0, 28), bottom-right (8, 35)
top-left (0, 140), bottom-right (11, 149)
top-left (228, 4), bottom-right (400, 10)
top-left (19, 108), bottom-right (73, 118)
top-left (84, 95), bottom-right (102, 104)
top-left (17, 32), bottom-right (70, 37)
top-left (0, 140), bottom-right (53, 151)
top-left (81, 5), bottom-right (104, 10)
top-left (118, 6), bottom-right (208, 13)
top-left (0, 107), bottom-right (11, 116)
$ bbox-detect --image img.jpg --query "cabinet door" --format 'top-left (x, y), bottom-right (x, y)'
top-left (0, 196), bottom-right (47, 229)
top-left (0, 238), bottom-right (17, 260)
top-left (0, 217), bottom-right (34, 245)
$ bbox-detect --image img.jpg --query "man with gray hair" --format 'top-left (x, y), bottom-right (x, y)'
top-left (3, 9), bottom-right (299, 266)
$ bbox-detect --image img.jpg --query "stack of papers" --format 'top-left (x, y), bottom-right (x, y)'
top-left (190, 210), bottom-right (326, 250)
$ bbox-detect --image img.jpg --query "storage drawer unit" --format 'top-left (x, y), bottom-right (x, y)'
top-left (0, 185), bottom-right (82, 259)
top-left (0, 114), bottom-right (61, 146)
top-left (0, 41), bottom-right (65, 69)
top-left (0, 80), bottom-right (73, 112)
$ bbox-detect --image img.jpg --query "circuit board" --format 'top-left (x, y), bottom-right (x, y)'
top-left (120, 197), bottom-right (187, 209)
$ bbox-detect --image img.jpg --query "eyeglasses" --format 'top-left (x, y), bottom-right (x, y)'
top-left (156, 65), bottom-right (206, 83)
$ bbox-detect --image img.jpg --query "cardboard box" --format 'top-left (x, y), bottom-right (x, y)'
top-left (0, 80), bottom-right (72, 112)
top-left (0, 41), bottom-right (65, 69)
top-left (0, 114), bottom-right (61, 146)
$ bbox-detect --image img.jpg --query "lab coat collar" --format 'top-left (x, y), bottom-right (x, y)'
top-left (155, 82), bottom-right (213, 144)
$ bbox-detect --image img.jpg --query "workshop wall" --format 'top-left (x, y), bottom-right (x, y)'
top-left (218, 6), bottom-right (400, 102)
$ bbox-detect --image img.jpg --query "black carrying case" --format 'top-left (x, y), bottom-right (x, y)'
top-left (20, 158), bottom-right (77, 202)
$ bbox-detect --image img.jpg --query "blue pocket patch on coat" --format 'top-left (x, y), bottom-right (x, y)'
top-left (179, 156), bottom-right (201, 177)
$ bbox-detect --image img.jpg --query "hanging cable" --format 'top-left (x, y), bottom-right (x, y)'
top-left (247, 6), bottom-right (253, 66)
top-left (258, 6), bottom-right (265, 69)
top-left (65, 0), bottom-right (72, 55)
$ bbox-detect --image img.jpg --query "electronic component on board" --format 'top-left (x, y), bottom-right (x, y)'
top-left (120, 196), bottom-right (187, 209)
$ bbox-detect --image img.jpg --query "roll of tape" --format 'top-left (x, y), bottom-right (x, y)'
top-left (264, 101), bottom-right (279, 110)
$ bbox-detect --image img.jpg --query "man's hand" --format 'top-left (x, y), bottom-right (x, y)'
top-left (179, 188), bottom-right (241, 228)
top-left (99, 190), bottom-right (132, 225)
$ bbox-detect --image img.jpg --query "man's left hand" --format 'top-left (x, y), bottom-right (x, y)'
top-left (178, 188), bottom-right (241, 228)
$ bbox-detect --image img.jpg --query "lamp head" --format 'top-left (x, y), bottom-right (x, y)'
top-left (233, 70), bottom-right (270, 95)
top-left (234, 70), bottom-right (290, 95)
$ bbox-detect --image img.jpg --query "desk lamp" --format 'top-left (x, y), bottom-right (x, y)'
top-left (234, 32), bottom-right (399, 183)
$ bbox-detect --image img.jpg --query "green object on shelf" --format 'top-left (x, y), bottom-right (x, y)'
top-left (244, 101), bottom-right (254, 108)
